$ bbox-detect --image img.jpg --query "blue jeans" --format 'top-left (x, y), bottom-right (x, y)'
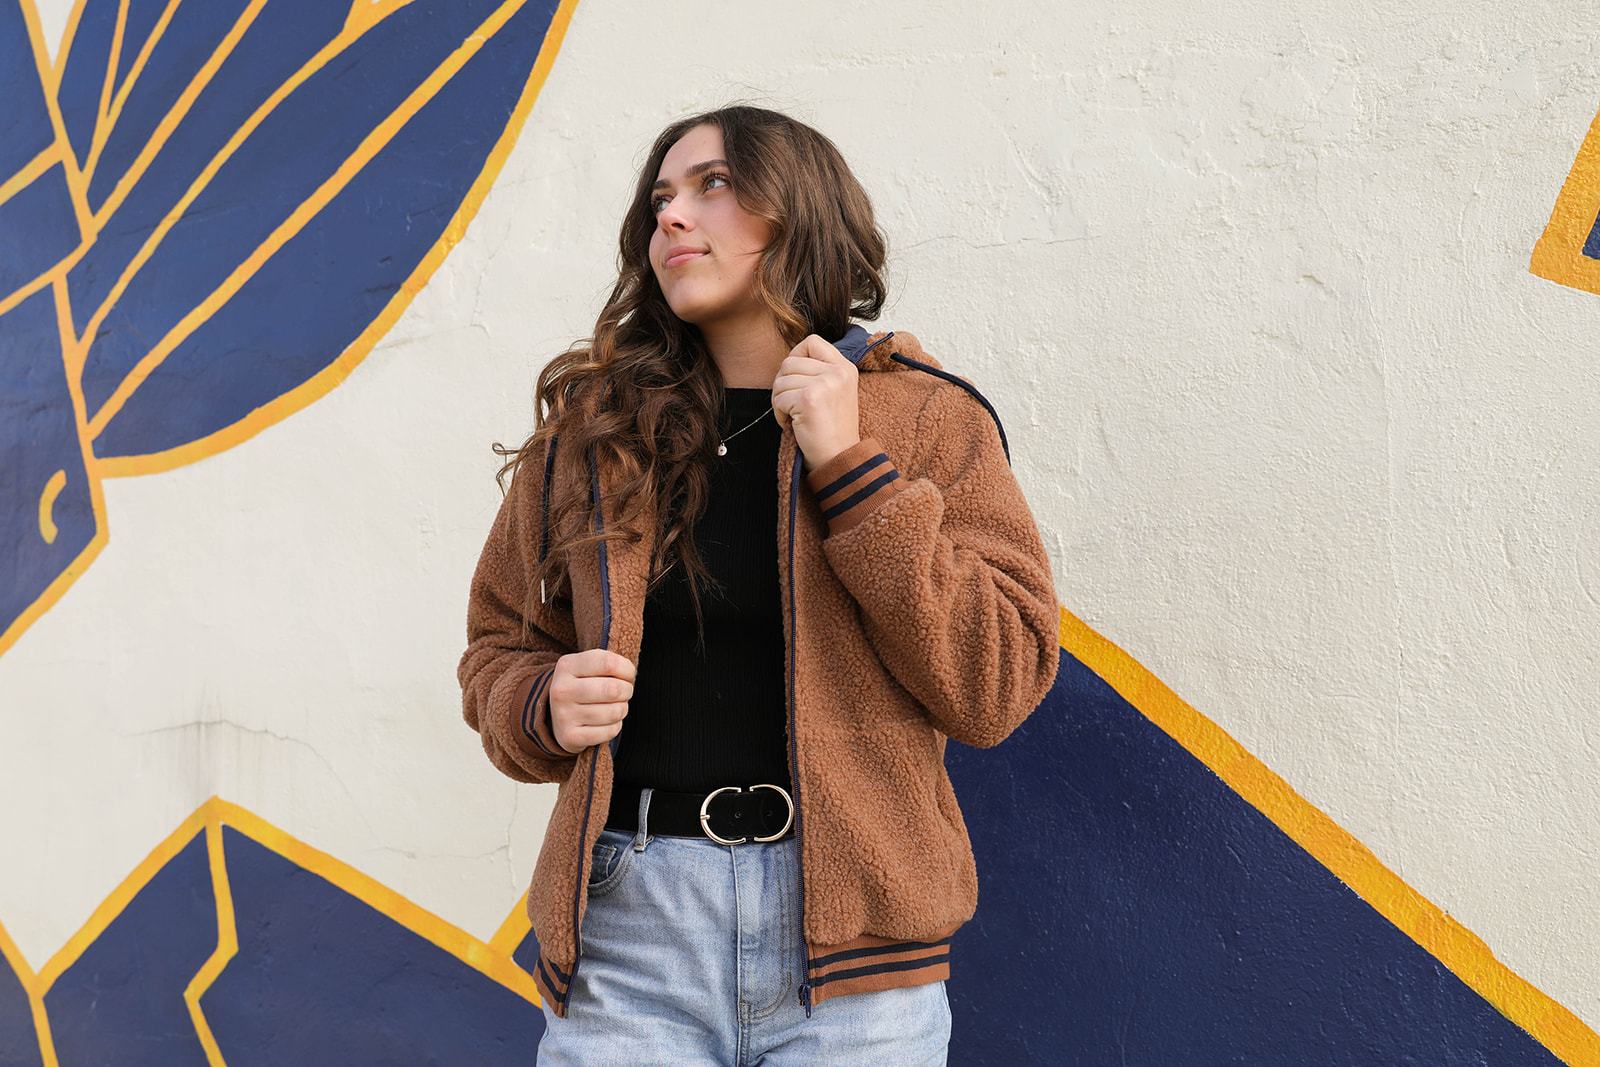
top-left (536, 786), bottom-right (952, 1065)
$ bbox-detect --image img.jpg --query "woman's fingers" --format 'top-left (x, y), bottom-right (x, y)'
top-left (548, 649), bottom-right (634, 752)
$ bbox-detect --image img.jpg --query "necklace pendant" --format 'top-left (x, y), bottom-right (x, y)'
top-left (716, 442), bottom-right (728, 456)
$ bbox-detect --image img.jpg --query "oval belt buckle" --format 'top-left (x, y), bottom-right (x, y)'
top-left (700, 784), bottom-right (795, 845)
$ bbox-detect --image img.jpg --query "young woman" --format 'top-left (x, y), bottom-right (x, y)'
top-left (458, 104), bottom-right (1060, 1064)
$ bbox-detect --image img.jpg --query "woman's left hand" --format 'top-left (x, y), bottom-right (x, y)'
top-left (771, 333), bottom-right (861, 472)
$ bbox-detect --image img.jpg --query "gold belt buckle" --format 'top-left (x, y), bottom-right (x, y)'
top-left (699, 784), bottom-right (794, 845)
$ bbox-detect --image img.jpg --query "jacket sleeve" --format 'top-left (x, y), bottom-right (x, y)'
top-left (804, 382), bottom-right (1061, 748)
top-left (457, 444), bottom-right (583, 784)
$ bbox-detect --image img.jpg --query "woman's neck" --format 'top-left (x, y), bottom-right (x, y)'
top-left (700, 316), bottom-right (787, 387)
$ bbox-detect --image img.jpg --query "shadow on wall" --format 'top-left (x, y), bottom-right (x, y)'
top-left (1, 619), bottom-right (1589, 1063)
top-left (0, 0), bottom-right (574, 658)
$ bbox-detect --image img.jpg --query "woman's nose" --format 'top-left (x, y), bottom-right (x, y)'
top-left (656, 199), bottom-right (692, 231)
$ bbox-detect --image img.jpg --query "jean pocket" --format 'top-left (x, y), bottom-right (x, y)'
top-left (587, 828), bottom-right (636, 898)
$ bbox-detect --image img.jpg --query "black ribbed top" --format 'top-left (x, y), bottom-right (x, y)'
top-left (608, 387), bottom-right (791, 817)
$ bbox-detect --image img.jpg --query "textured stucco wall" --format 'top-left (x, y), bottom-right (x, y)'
top-left (4, 0), bottom-right (1596, 1053)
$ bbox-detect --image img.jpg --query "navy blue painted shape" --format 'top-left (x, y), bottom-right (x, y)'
top-left (40, 831), bottom-right (214, 1066)
top-left (86, 0), bottom-right (252, 212)
top-left (78, 0), bottom-right (510, 417)
top-left (509, 927), bottom-right (542, 978)
top-left (0, 0), bottom-right (56, 177)
top-left (1583, 208), bottom-right (1600, 260)
top-left (0, 943), bottom-right (44, 1067)
top-left (0, 288), bottom-right (95, 633)
top-left (110, 0), bottom-right (166, 95)
top-left (942, 647), bottom-right (1562, 1065)
top-left (66, 0), bottom-right (350, 332)
top-left (54, 0), bottom-right (117, 166)
top-left (0, 164), bottom-right (80, 301)
top-left (202, 826), bottom-right (544, 1065)
top-left (95, 0), bottom-right (553, 457)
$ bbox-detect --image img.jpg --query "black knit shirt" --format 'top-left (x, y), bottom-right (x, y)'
top-left (607, 387), bottom-right (791, 816)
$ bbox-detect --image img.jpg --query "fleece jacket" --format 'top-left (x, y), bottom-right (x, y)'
top-left (457, 323), bottom-right (1062, 1020)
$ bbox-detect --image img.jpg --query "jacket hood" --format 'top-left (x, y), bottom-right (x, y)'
top-left (833, 323), bottom-right (942, 373)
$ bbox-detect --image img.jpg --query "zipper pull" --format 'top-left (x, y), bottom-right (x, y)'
top-left (799, 980), bottom-right (813, 1018)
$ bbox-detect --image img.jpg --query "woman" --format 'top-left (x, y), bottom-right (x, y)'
top-left (458, 104), bottom-right (1060, 1064)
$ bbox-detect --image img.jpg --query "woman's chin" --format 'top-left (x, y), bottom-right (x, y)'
top-left (664, 293), bottom-right (733, 328)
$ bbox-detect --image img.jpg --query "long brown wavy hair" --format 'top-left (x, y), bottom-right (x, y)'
top-left (491, 103), bottom-right (889, 651)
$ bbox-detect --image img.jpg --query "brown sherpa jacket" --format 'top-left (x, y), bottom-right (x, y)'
top-left (457, 324), bottom-right (1061, 1020)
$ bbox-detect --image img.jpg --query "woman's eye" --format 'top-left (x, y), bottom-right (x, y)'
top-left (652, 173), bottom-right (730, 212)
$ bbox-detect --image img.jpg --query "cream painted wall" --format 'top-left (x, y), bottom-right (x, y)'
top-left (5, 0), bottom-right (1596, 1034)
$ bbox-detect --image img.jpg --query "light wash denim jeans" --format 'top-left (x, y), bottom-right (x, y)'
top-left (536, 786), bottom-right (952, 1065)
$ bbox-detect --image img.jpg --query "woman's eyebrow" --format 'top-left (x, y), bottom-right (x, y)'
top-left (652, 158), bottom-right (729, 191)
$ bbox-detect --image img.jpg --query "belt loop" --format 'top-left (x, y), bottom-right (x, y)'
top-left (634, 786), bottom-right (652, 851)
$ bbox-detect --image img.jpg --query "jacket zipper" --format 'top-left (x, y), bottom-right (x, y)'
top-left (563, 446), bottom-right (613, 1016)
top-left (565, 332), bottom-right (893, 1020)
top-left (791, 330), bottom-right (894, 1017)
top-left (786, 442), bottom-right (814, 1016)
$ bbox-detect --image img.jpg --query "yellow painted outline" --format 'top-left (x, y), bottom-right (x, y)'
top-left (0, 277), bottom-right (106, 663)
top-left (85, 0), bottom-right (269, 226)
top-left (82, 0), bottom-right (185, 187)
top-left (0, 917), bottom-right (59, 1067)
top-left (84, 0), bottom-right (531, 438)
top-left (18, 803), bottom-right (207, 1066)
top-left (1530, 104), bottom-right (1600, 295)
top-left (93, 0), bottom-right (129, 156)
top-left (183, 819), bottom-right (235, 1066)
top-left (0, 145), bottom-right (60, 206)
top-left (0, 0), bottom-right (576, 659)
top-left (0, 0), bottom-right (94, 326)
top-left (37, 469), bottom-right (67, 544)
top-left (488, 890), bottom-right (535, 957)
top-left (6, 797), bottom-right (542, 1066)
top-left (1060, 606), bottom-right (1600, 1065)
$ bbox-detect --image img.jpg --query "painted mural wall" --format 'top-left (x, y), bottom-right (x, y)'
top-left (1, 0), bottom-right (1597, 1062)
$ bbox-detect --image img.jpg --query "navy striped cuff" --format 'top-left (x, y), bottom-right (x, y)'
top-left (805, 437), bottom-right (904, 535)
top-left (516, 665), bottom-right (572, 760)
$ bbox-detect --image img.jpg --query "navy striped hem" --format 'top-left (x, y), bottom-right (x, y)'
top-left (809, 935), bottom-right (954, 974)
top-left (804, 932), bottom-right (955, 1007)
top-left (533, 949), bottom-right (571, 1016)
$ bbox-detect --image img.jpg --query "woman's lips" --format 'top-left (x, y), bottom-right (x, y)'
top-left (665, 250), bottom-right (707, 268)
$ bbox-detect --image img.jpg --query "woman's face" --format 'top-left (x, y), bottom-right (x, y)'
top-left (649, 123), bottom-right (772, 329)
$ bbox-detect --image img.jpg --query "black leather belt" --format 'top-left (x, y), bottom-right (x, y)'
top-left (606, 782), bottom-right (795, 844)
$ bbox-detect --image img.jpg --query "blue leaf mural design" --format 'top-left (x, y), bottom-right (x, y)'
top-left (0, 0), bottom-right (54, 174)
top-left (0, 0), bottom-right (567, 654)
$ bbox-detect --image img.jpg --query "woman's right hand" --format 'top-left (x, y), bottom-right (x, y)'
top-left (548, 648), bottom-right (635, 755)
